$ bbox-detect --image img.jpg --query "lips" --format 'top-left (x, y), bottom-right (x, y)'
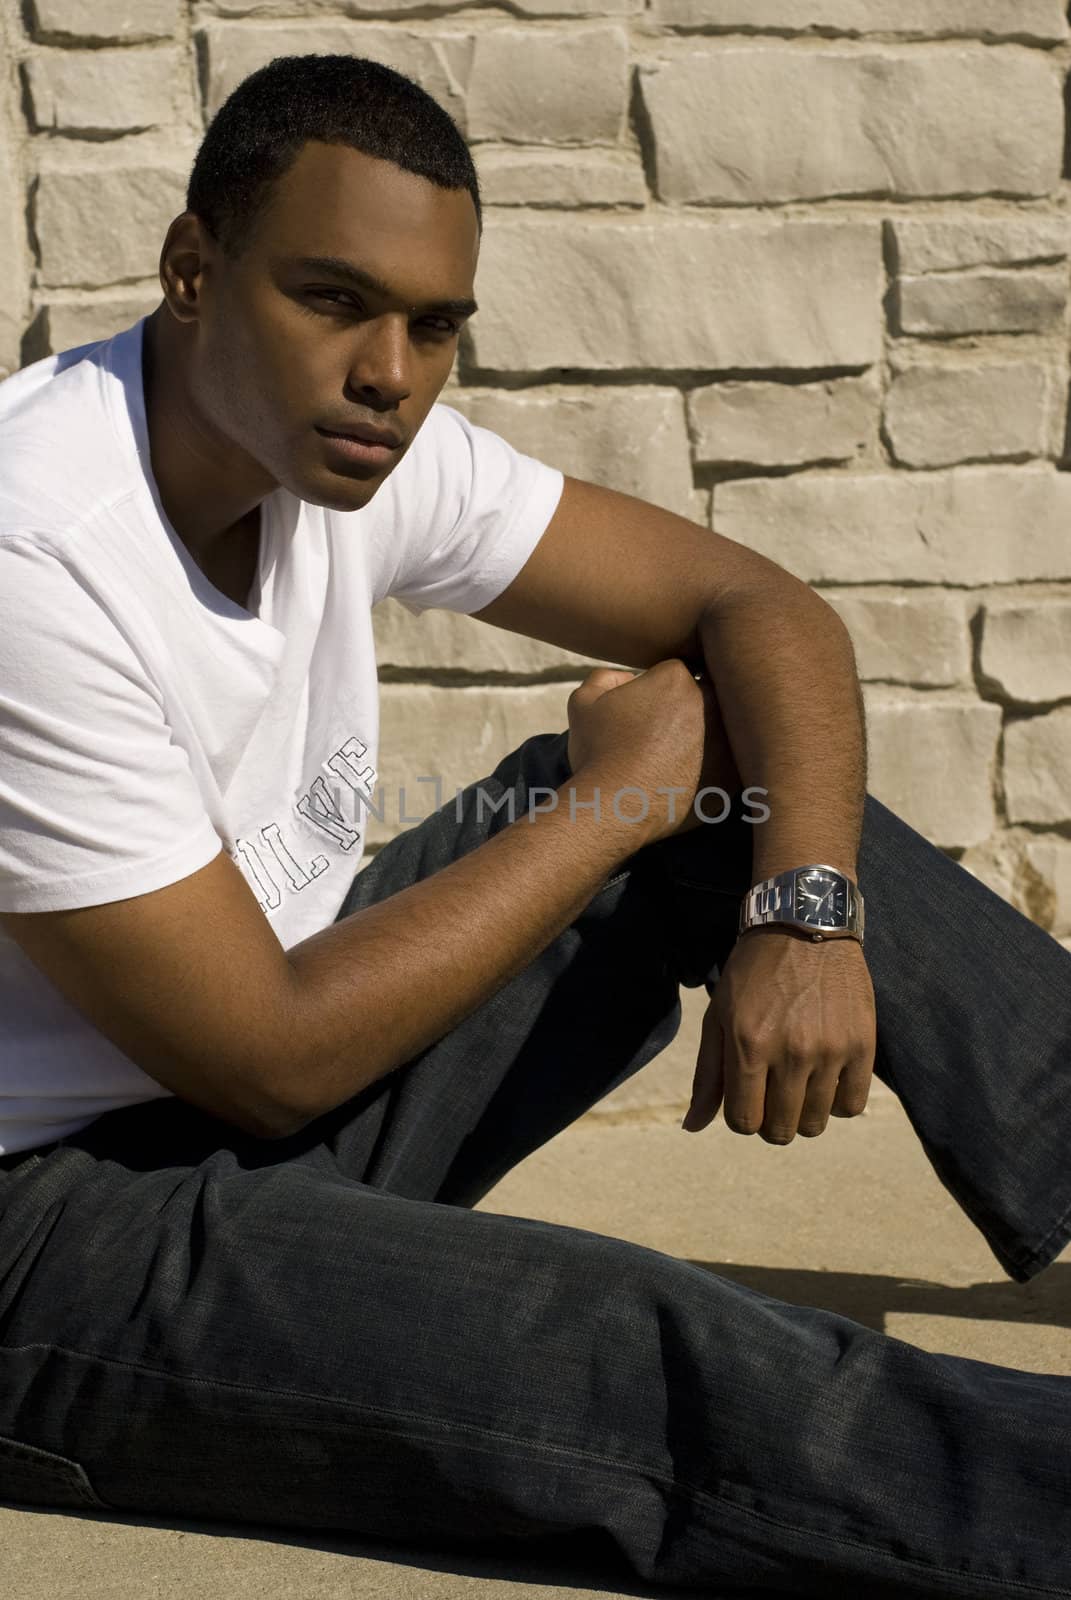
top-left (318, 423), bottom-right (401, 449)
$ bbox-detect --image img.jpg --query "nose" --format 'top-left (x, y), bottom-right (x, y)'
top-left (346, 314), bottom-right (412, 407)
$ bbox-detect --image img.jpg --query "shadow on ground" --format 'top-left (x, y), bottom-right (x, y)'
top-left (685, 1259), bottom-right (1071, 1335)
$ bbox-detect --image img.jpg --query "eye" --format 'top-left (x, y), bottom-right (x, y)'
top-left (310, 289), bottom-right (361, 311)
top-left (418, 317), bottom-right (462, 338)
top-left (307, 291), bottom-right (459, 337)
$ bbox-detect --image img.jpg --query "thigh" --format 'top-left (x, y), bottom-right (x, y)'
top-left (4, 1144), bottom-right (1070, 1597)
top-left (0, 1138), bottom-right (701, 1560)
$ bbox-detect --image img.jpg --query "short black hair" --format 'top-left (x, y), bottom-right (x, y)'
top-left (185, 53), bottom-right (482, 261)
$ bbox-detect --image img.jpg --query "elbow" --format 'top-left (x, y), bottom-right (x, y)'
top-left (240, 1072), bottom-right (320, 1142)
top-left (223, 1081), bottom-right (310, 1142)
top-left (243, 1102), bottom-right (311, 1142)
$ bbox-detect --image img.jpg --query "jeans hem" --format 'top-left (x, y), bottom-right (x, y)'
top-left (1012, 1191), bottom-right (1071, 1284)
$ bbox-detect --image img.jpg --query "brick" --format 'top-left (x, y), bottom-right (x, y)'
top-left (1024, 839), bottom-right (1071, 935)
top-left (24, 47), bottom-right (184, 135)
top-left (368, 683), bottom-right (580, 848)
top-left (884, 360), bottom-right (1051, 469)
top-left (978, 599), bottom-right (1071, 704)
top-left (822, 588), bottom-right (970, 687)
top-left (446, 386), bottom-right (702, 521)
top-left (1003, 706), bottom-right (1071, 825)
top-left (204, 21), bottom-right (628, 145)
top-left (468, 218), bottom-right (882, 373)
top-left (887, 215), bottom-right (1069, 276)
top-left (688, 375), bottom-right (876, 469)
top-left (467, 27), bottom-right (629, 144)
top-left (638, 47), bottom-right (1062, 206)
top-left (28, 0), bottom-right (180, 43)
top-left (715, 469), bottom-right (1071, 586)
top-left (648, 0), bottom-right (1069, 42)
top-left (477, 146), bottom-right (647, 209)
top-left (956, 838), bottom-right (1032, 916)
top-left (24, 294), bottom-right (162, 360)
top-left (896, 269), bottom-right (1067, 338)
top-left (33, 153), bottom-right (190, 287)
top-left (200, 23), bottom-right (471, 130)
top-left (862, 688), bottom-right (1000, 850)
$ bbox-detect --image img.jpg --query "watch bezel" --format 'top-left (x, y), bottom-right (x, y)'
top-left (793, 866), bottom-right (851, 930)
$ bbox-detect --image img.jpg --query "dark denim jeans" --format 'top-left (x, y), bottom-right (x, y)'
top-left (1, 727), bottom-right (1070, 1597)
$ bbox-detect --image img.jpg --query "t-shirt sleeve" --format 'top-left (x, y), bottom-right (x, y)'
top-left (384, 402), bottom-right (565, 617)
top-left (0, 535), bottom-right (223, 913)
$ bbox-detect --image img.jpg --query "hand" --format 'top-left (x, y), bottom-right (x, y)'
top-left (565, 660), bottom-right (739, 845)
top-left (682, 929), bottom-right (876, 1142)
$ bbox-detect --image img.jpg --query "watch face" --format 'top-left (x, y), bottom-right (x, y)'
top-left (794, 869), bottom-right (847, 927)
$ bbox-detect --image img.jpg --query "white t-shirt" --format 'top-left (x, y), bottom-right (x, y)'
top-left (0, 314), bottom-right (564, 1154)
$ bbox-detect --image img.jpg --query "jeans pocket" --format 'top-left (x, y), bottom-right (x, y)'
top-left (0, 1433), bottom-right (112, 1512)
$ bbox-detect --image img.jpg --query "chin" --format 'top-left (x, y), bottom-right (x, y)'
top-left (284, 453), bottom-right (389, 509)
top-left (307, 476), bottom-right (386, 513)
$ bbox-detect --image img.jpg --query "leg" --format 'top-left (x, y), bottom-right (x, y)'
top-left (1, 1095), bottom-right (1070, 1595)
top-left (635, 777), bottom-right (1071, 1286)
top-left (2, 727), bottom-right (1069, 1595)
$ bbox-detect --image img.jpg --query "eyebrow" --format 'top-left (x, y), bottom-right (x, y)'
top-left (289, 254), bottom-right (478, 320)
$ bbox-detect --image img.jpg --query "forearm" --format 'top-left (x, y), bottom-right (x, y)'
top-left (275, 771), bottom-right (645, 1134)
top-left (697, 580), bottom-right (867, 882)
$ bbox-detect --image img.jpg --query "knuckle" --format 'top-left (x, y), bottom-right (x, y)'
top-left (733, 1054), bottom-right (767, 1080)
top-left (780, 1029), bottom-right (818, 1063)
top-left (834, 1100), bottom-right (868, 1118)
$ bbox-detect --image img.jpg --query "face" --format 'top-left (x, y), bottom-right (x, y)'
top-left (179, 140), bottom-right (480, 512)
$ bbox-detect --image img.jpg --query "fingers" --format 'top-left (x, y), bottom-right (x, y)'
top-left (720, 1033), bottom-right (874, 1144)
top-left (829, 1058), bottom-right (872, 1119)
top-left (683, 1019), bottom-right (873, 1142)
top-left (566, 668), bottom-right (633, 718)
top-left (681, 1006), bottom-right (725, 1132)
top-left (686, 937), bottom-right (877, 1143)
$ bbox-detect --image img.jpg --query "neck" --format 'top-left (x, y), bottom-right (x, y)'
top-left (140, 305), bottom-right (271, 569)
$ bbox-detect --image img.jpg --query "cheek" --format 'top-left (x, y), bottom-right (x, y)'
top-left (237, 351), bottom-right (310, 449)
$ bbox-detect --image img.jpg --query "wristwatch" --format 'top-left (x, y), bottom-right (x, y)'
top-left (738, 864), bottom-right (865, 946)
top-left (701, 864), bottom-right (864, 998)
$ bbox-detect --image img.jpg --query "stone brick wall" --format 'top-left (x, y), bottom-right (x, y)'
top-left (3, 0), bottom-right (1071, 950)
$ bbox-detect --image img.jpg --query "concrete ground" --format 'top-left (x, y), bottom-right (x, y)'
top-left (3, 982), bottom-right (1070, 1598)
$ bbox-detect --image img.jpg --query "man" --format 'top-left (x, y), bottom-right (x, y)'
top-left (0, 51), bottom-right (1068, 1597)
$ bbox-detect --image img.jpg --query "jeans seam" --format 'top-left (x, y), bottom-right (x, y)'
top-left (690, 1485), bottom-right (1071, 1599)
top-left (8, 1343), bottom-right (1067, 1594)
